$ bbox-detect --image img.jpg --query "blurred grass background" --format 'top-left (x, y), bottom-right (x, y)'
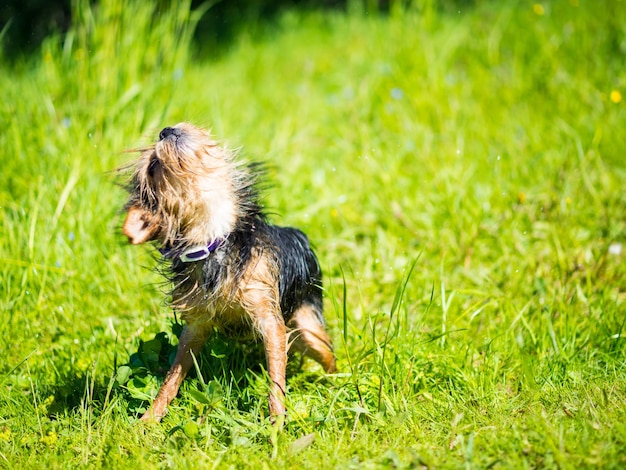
top-left (1, 0), bottom-right (625, 467)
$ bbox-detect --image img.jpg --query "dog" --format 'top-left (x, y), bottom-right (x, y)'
top-left (122, 123), bottom-right (336, 422)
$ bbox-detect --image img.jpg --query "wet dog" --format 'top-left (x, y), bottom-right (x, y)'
top-left (122, 123), bottom-right (336, 422)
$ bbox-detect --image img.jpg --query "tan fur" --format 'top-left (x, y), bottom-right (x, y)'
top-left (124, 123), bottom-right (240, 246)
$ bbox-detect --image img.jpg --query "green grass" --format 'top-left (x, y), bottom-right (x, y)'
top-left (1, 0), bottom-right (625, 467)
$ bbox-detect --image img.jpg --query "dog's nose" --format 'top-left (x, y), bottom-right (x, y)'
top-left (159, 127), bottom-right (177, 141)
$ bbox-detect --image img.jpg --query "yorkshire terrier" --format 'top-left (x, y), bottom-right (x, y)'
top-left (122, 123), bottom-right (336, 422)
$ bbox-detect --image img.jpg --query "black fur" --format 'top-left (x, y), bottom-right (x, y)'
top-left (168, 218), bottom-right (323, 325)
top-left (268, 225), bottom-right (323, 317)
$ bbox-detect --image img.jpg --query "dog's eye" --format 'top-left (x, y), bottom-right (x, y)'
top-left (148, 158), bottom-right (160, 177)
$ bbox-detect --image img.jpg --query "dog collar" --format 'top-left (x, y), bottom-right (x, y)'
top-left (160, 238), bottom-right (224, 262)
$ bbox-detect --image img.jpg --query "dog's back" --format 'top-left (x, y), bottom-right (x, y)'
top-left (267, 226), bottom-right (322, 318)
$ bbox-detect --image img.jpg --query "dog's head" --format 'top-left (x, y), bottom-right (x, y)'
top-left (123, 123), bottom-right (238, 247)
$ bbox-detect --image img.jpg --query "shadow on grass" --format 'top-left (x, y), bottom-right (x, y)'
top-left (113, 323), bottom-right (328, 420)
top-left (41, 322), bottom-right (330, 422)
top-left (112, 322), bottom-right (274, 417)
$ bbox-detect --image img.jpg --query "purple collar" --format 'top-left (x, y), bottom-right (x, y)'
top-left (159, 238), bottom-right (224, 262)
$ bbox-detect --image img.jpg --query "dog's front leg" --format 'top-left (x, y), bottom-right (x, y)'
top-left (241, 264), bottom-right (287, 423)
top-left (141, 323), bottom-right (210, 422)
top-left (261, 314), bottom-right (287, 420)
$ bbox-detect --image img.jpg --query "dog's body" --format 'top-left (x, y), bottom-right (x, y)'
top-left (122, 123), bottom-right (335, 422)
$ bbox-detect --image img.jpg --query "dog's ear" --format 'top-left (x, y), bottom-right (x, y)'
top-left (123, 206), bottom-right (159, 244)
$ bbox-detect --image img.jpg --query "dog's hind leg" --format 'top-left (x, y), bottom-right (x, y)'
top-left (288, 303), bottom-right (336, 373)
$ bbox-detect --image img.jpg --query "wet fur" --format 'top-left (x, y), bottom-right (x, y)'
top-left (122, 123), bottom-right (336, 423)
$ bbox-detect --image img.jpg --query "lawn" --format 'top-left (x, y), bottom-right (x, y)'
top-left (1, 0), bottom-right (625, 467)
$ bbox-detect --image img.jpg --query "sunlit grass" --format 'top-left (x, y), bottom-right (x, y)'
top-left (1, 0), bottom-right (625, 467)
